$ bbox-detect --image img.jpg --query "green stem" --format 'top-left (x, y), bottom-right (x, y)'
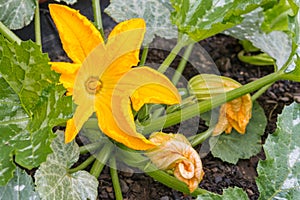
top-left (92, 0), bottom-right (105, 39)
top-left (68, 155), bottom-right (96, 173)
top-left (189, 128), bottom-right (214, 147)
top-left (157, 40), bottom-right (186, 73)
top-left (139, 45), bottom-right (149, 66)
top-left (117, 147), bottom-right (207, 196)
top-left (34, 0), bottom-right (42, 47)
top-left (0, 21), bottom-right (22, 44)
top-left (172, 43), bottom-right (194, 85)
top-left (110, 157), bottom-right (123, 200)
top-left (79, 141), bottom-right (104, 154)
top-left (251, 83), bottom-right (273, 101)
top-left (141, 72), bottom-right (283, 134)
top-left (90, 143), bottom-right (113, 178)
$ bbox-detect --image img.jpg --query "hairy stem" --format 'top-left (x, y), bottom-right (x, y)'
top-left (110, 157), bottom-right (123, 200)
top-left (68, 155), bottom-right (96, 173)
top-left (0, 21), bottom-right (22, 44)
top-left (90, 143), bottom-right (113, 178)
top-left (35, 0), bottom-right (42, 47)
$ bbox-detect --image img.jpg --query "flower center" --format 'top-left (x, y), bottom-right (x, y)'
top-left (85, 76), bottom-right (102, 94)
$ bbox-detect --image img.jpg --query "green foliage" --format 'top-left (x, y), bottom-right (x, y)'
top-left (170, 0), bottom-right (272, 42)
top-left (196, 187), bottom-right (248, 200)
top-left (0, 36), bottom-right (72, 185)
top-left (209, 102), bottom-right (267, 164)
top-left (0, 167), bottom-right (40, 200)
top-left (53, 0), bottom-right (77, 5)
top-left (35, 131), bottom-right (98, 200)
top-left (0, 0), bottom-right (36, 30)
top-left (105, 0), bottom-right (177, 44)
top-left (256, 102), bottom-right (300, 199)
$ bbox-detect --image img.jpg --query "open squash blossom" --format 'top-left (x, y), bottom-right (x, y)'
top-left (49, 4), bottom-right (181, 150)
top-left (189, 74), bottom-right (252, 136)
top-left (146, 132), bottom-right (204, 192)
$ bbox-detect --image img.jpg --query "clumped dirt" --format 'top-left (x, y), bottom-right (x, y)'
top-left (14, 0), bottom-right (300, 199)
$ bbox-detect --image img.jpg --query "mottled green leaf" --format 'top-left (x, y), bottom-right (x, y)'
top-left (0, 167), bottom-right (40, 200)
top-left (224, 4), bottom-right (294, 70)
top-left (0, 0), bottom-right (36, 30)
top-left (105, 0), bottom-right (177, 44)
top-left (209, 102), bottom-right (267, 164)
top-left (0, 36), bottom-right (72, 185)
top-left (54, 0), bottom-right (77, 5)
top-left (170, 0), bottom-right (269, 42)
top-left (256, 102), bottom-right (300, 200)
top-left (196, 187), bottom-right (248, 200)
top-left (35, 132), bottom-right (98, 200)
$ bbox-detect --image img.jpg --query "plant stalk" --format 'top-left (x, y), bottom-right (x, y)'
top-left (90, 142), bottom-right (113, 178)
top-left (35, 0), bottom-right (42, 47)
top-left (110, 157), bottom-right (123, 200)
top-left (0, 21), bottom-right (22, 44)
top-left (141, 72), bottom-right (283, 134)
top-left (139, 45), bottom-right (149, 66)
top-left (68, 155), bottom-right (96, 173)
top-left (157, 40), bottom-right (186, 73)
top-left (172, 43), bottom-right (194, 85)
top-left (92, 0), bottom-right (105, 39)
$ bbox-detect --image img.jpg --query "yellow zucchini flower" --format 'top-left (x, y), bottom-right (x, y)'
top-left (189, 74), bottom-right (252, 136)
top-left (147, 132), bottom-right (204, 192)
top-left (49, 4), bottom-right (181, 150)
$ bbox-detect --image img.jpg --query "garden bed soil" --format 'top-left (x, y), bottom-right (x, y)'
top-left (15, 1), bottom-right (300, 199)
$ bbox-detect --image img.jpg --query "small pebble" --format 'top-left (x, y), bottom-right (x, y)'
top-left (160, 196), bottom-right (170, 200)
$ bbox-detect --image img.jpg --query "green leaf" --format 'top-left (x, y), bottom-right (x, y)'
top-left (209, 102), bottom-right (267, 164)
top-left (224, 8), bottom-right (292, 70)
top-left (54, 0), bottom-right (77, 5)
top-left (0, 36), bottom-right (72, 185)
top-left (170, 0), bottom-right (269, 42)
top-left (35, 131), bottom-right (98, 200)
top-left (0, 167), bottom-right (40, 200)
top-left (256, 102), bottom-right (300, 200)
top-left (261, 0), bottom-right (295, 33)
top-left (0, 0), bottom-right (36, 30)
top-left (105, 0), bottom-right (177, 44)
top-left (196, 187), bottom-right (248, 200)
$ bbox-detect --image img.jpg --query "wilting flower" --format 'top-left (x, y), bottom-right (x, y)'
top-left (189, 74), bottom-right (252, 136)
top-left (49, 4), bottom-right (181, 150)
top-left (146, 132), bottom-right (204, 192)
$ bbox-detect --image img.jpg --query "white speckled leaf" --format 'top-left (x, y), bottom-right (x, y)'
top-left (170, 0), bottom-right (267, 42)
top-left (105, 0), bottom-right (177, 44)
top-left (256, 102), bottom-right (300, 200)
top-left (35, 132), bottom-right (98, 200)
top-left (0, 167), bottom-right (40, 200)
top-left (196, 187), bottom-right (248, 200)
top-left (0, 36), bottom-right (72, 186)
top-left (54, 0), bottom-right (77, 5)
top-left (0, 0), bottom-right (35, 30)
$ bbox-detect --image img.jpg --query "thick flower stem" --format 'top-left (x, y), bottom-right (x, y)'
top-left (35, 0), bottom-right (42, 47)
top-left (90, 143), bottom-right (113, 178)
top-left (0, 21), bottom-right (21, 44)
top-left (141, 72), bottom-right (283, 134)
top-left (157, 40), bottom-right (186, 73)
top-left (189, 128), bottom-right (214, 147)
top-left (92, 0), bottom-right (105, 39)
top-left (110, 157), bottom-right (123, 200)
top-left (117, 147), bottom-right (208, 196)
top-left (79, 141), bottom-right (104, 154)
top-left (68, 155), bottom-right (96, 173)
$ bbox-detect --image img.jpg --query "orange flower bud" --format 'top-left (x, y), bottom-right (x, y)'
top-left (189, 74), bottom-right (252, 136)
top-left (146, 132), bottom-right (204, 192)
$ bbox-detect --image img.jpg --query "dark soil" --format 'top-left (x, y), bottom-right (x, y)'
top-left (14, 0), bottom-right (300, 200)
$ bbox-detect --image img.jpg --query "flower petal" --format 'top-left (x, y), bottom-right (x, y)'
top-left (49, 4), bottom-right (103, 63)
top-left (65, 102), bottom-right (94, 143)
top-left (103, 19), bottom-right (146, 76)
top-left (95, 94), bottom-right (156, 150)
top-left (114, 67), bottom-right (181, 111)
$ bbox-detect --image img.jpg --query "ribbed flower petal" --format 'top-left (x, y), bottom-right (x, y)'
top-left (49, 4), bottom-right (103, 63)
top-left (95, 94), bottom-right (156, 150)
